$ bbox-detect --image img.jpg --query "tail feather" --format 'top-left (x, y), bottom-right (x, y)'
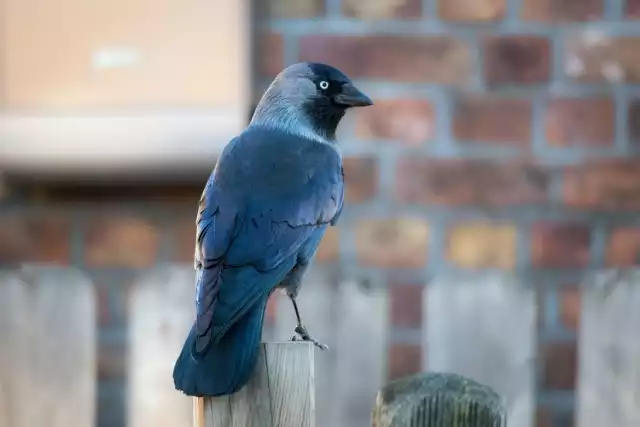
top-left (172, 294), bottom-right (269, 397)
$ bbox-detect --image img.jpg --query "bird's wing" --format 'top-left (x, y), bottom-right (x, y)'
top-left (191, 174), bottom-right (238, 355)
top-left (192, 130), bottom-right (344, 355)
top-left (330, 166), bottom-right (345, 226)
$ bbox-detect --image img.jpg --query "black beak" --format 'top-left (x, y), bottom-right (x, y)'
top-left (334, 83), bottom-right (373, 107)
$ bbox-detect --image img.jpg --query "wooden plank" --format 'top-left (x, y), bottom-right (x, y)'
top-left (197, 342), bottom-right (315, 427)
top-left (274, 267), bottom-right (338, 427)
top-left (204, 346), bottom-right (272, 427)
top-left (275, 270), bottom-right (388, 427)
top-left (266, 343), bottom-right (315, 426)
top-left (424, 275), bottom-right (536, 427)
top-left (0, 271), bottom-right (24, 427)
top-left (332, 279), bottom-right (388, 427)
top-left (0, 266), bottom-right (96, 427)
top-left (576, 269), bottom-right (640, 427)
top-left (128, 266), bottom-right (195, 427)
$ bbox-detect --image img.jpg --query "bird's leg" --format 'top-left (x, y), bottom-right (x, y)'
top-left (288, 296), bottom-right (329, 351)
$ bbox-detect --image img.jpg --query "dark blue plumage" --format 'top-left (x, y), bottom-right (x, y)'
top-left (172, 62), bottom-right (372, 397)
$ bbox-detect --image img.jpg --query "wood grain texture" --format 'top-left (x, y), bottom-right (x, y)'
top-left (275, 267), bottom-right (337, 427)
top-left (198, 342), bottom-right (315, 427)
top-left (128, 266), bottom-right (195, 427)
top-left (372, 372), bottom-right (507, 427)
top-left (333, 279), bottom-right (388, 427)
top-left (274, 269), bottom-right (389, 427)
top-left (424, 275), bottom-right (536, 427)
top-left (0, 266), bottom-right (96, 427)
top-left (576, 269), bottom-right (640, 427)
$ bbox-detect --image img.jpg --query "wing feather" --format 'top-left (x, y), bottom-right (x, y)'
top-left (191, 129), bottom-right (344, 356)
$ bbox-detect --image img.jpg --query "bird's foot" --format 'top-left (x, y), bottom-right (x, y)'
top-left (289, 324), bottom-right (329, 351)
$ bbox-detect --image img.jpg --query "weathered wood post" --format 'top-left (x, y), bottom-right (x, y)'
top-left (0, 267), bottom-right (96, 427)
top-left (194, 341), bottom-right (315, 427)
top-left (371, 372), bottom-right (507, 427)
top-left (576, 269), bottom-right (640, 427)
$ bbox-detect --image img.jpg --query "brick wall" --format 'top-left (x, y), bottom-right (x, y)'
top-left (0, 186), bottom-right (204, 427)
top-left (2, 1), bottom-right (640, 426)
top-left (259, 1), bottom-right (640, 426)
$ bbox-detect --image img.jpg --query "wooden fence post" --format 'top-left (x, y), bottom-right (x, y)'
top-left (424, 275), bottom-right (536, 426)
top-left (194, 341), bottom-right (315, 427)
top-left (371, 372), bottom-right (507, 427)
top-left (128, 266), bottom-right (195, 427)
top-left (575, 269), bottom-right (640, 427)
top-left (0, 266), bottom-right (96, 427)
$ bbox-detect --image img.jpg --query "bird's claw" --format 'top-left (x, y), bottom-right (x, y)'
top-left (289, 324), bottom-right (329, 351)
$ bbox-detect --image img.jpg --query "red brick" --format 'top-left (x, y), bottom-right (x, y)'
top-left (396, 159), bottom-right (550, 206)
top-left (536, 406), bottom-right (553, 427)
top-left (388, 344), bottom-right (422, 380)
top-left (627, 99), bottom-right (640, 144)
top-left (0, 214), bottom-right (70, 265)
top-left (484, 36), bottom-right (551, 85)
top-left (315, 226), bottom-right (340, 263)
top-left (447, 222), bottom-right (517, 269)
top-left (299, 35), bottom-right (471, 84)
top-left (259, 32), bottom-right (284, 78)
top-left (98, 341), bottom-right (126, 381)
top-left (267, 0), bottom-right (324, 18)
top-left (545, 98), bottom-right (615, 147)
top-left (453, 96), bottom-right (532, 146)
top-left (439, 0), bottom-right (505, 21)
top-left (96, 284), bottom-right (110, 327)
top-left (355, 218), bottom-right (429, 268)
top-left (343, 0), bottom-right (422, 19)
top-left (343, 156), bottom-right (378, 203)
top-left (171, 217), bottom-right (195, 263)
top-left (559, 287), bottom-right (581, 331)
top-left (541, 342), bottom-right (577, 390)
top-left (389, 283), bottom-right (423, 328)
top-left (355, 99), bottom-right (434, 146)
top-left (564, 161), bottom-right (640, 210)
top-left (85, 216), bottom-right (159, 268)
top-left (628, 0), bottom-right (640, 18)
top-left (565, 35), bottom-right (640, 83)
top-left (606, 227), bottom-right (640, 267)
top-left (531, 223), bottom-right (590, 268)
top-left (522, 0), bottom-right (602, 21)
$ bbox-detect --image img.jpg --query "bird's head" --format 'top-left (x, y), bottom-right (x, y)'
top-left (250, 62), bottom-right (373, 141)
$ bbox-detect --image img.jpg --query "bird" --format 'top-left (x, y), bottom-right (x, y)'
top-left (172, 62), bottom-right (373, 397)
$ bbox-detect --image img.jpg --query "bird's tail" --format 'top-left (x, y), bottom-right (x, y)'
top-left (172, 293), bottom-right (269, 397)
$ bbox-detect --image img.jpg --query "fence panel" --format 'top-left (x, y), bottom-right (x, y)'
top-left (0, 267), bottom-right (96, 427)
top-left (576, 269), bottom-right (640, 427)
top-left (128, 265), bottom-right (195, 427)
top-left (424, 275), bottom-right (536, 427)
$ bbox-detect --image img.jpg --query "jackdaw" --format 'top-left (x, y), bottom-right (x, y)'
top-left (172, 62), bottom-right (373, 397)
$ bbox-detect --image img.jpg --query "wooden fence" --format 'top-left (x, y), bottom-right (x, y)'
top-left (127, 266), bottom-right (194, 427)
top-left (0, 266), bottom-right (95, 427)
top-left (0, 265), bottom-right (639, 426)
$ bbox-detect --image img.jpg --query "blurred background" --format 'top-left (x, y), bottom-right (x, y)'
top-left (1, 0), bottom-right (640, 427)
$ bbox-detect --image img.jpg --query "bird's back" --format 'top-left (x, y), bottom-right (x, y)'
top-left (214, 126), bottom-right (341, 195)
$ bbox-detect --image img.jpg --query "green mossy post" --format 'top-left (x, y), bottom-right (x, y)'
top-left (371, 372), bottom-right (507, 427)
